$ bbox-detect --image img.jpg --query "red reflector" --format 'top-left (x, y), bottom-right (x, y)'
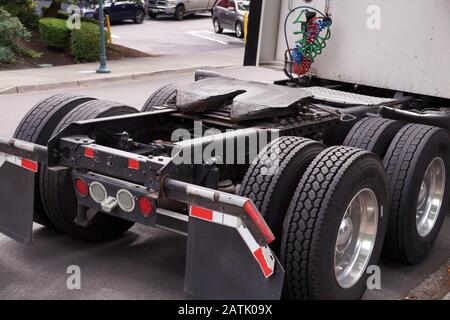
top-left (84, 147), bottom-right (95, 158)
top-left (138, 197), bottom-right (154, 217)
top-left (244, 201), bottom-right (275, 244)
top-left (253, 248), bottom-right (273, 278)
top-left (21, 158), bottom-right (38, 173)
top-left (190, 206), bottom-right (213, 221)
top-left (74, 178), bottom-right (89, 197)
top-left (128, 159), bottom-right (140, 170)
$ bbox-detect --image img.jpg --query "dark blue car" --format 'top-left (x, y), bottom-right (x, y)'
top-left (91, 0), bottom-right (147, 24)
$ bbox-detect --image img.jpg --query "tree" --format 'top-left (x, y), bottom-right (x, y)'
top-left (43, 0), bottom-right (65, 17)
top-left (43, 0), bottom-right (99, 17)
top-left (0, 8), bottom-right (31, 63)
top-left (0, 0), bottom-right (38, 28)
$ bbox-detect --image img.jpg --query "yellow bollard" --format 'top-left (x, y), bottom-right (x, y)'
top-left (244, 12), bottom-right (248, 42)
top-left (106, 15), bottom-right (113, 44)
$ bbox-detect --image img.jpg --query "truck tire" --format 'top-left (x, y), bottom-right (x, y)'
top-left (383, 124), bottom-right (450, 264)
top-left (239, 137), bottom-right (325, 251)
top-left (174, 5), bottom-right (185, 20)
top-left (281, 146), bottom-right (388, 300)
top-left (13, 93), bottom-right (96, 227)
top-left (141, 83), bottom-right (177, 112)
top-left (40, 100), bottom-right (138, 241)
top-left (343, 117), bottom-right (405, 158)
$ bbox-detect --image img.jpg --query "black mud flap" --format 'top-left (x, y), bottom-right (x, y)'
top-left (0, 160), bottom-right (35, 245)
top-left (185, 218), bottom-right (285, 300)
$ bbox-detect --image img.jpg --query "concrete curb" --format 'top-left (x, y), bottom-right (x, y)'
top-left (0, 65), bottom-right (232, 96)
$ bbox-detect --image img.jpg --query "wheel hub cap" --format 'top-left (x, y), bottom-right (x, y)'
top-left (336, 218), bottom-right (353, 253)
top-left (334, 189), bottom-right (379, 289)
top-left (416, 157), bottom-right (446, 237)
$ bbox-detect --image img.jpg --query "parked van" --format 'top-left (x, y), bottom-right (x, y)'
top-left (148, 0), bottom-right (217, 20)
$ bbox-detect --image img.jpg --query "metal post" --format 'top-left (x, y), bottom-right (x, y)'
top-left (96, 0), bottom-right (110, 74)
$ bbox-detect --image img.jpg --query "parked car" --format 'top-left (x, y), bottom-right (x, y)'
top-left (93, 0), bottom-right (147, 24)
top-left (148, 0), bottom-right (216, 21)
top-left (212, 0), bottom-right (249, 38)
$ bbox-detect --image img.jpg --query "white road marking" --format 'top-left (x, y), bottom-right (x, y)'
top-left (186, 30), bottom-right (229, 45)
top-left (111, 34), bottom-right (121, 39)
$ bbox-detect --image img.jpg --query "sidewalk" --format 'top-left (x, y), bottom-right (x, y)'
top-left (0, 48), bottom-right (244, 95)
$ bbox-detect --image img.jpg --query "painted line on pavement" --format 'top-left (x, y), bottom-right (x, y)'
top-left (186, 30), bottom-right (228, 45)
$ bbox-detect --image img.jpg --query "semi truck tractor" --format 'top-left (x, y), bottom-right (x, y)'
top-left (0, 0), bottom-right (449, 299)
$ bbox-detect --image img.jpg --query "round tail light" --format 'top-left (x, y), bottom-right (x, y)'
top-left (89, 182), bottom-right (107, 204)
top-left (74, 178), bottom-right (89, 197)
top-left (138, 197), bottom-right (154, 217)
top-left (117, 189), bottom-right (136, 213)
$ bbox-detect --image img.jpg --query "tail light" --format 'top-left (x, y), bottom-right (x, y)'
top-left (138, 197), bottom-right (154, 217)
top-left (117, 189), bottom-right (136, 213)
top-left (89, 182), bottom-right (107, 204)
top-left (74, 178), bottom-right (89, 197)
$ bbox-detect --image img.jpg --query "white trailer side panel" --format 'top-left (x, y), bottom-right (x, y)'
top-left (258, 0), bottom-right (450, 99)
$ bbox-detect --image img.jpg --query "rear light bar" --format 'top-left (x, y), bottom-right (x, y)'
top-left (72, 172), bottom-right (157, 219)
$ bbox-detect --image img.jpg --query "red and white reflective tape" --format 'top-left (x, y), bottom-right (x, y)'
top-left (0, 152), bottom-right (38, 173)
top-left (83, 145), bottom-right (143, 171)
top-left (84, 147), bottom-right (95, 159)
top-left (190, 205), bottom-right (275, 278)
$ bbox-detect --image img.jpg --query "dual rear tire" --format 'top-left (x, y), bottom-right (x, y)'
top-left (13, 94), bottom-right (96, 227)
top-left (240, 137), bottom-right (389, 300)
top-left (241, 116), bottom-right (449, 299)
top-left (344, 117), bottom-right (450, 264)
top-left (14, 95), bottom-right (137, 241)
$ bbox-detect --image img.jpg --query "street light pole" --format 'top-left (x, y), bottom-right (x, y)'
top-left (96, 0), bottom-right (111, 74)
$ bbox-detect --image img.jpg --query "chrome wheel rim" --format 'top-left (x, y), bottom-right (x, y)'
top-left (334, 189), bottom-right (379, 289)
top-left (236, 24), bottom-right (242, 37)
top-left (416, 157), bottom-right (446, 237)
top-left (214, 20), bottom-right (220, 32)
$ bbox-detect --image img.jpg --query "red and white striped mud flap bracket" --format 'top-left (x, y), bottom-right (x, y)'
top-left (163, 179), bottom-right (285, 300)
top-left (0, 138), bottom-right (46, 245)
top-left (190, 205), bottom-right (276, 278)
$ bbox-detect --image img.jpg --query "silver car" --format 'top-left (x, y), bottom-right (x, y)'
top-left (212, 0), bottom-right (249, 38)
top-left (148, 0), bottom-right (216, 20)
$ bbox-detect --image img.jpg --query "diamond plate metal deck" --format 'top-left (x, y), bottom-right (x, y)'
top-left (306, 87), bottom-right (395, 106)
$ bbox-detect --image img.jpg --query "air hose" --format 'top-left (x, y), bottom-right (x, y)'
top-left (284, 6), bottom-right (332, 80)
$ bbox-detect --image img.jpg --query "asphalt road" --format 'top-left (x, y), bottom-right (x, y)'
top-left (0, 73), bottom-right (449, 300)
top-left (110, 14), bottom-right (245, 55)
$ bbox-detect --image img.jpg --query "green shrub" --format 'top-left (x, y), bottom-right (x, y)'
top-left (0, 7), bottom-right (31, 64)
top-left (71, 22), bottom-right (107, 63)
top-left (16, 47), bottom-right (43, 59)
top-left (39, 18), bottom-right (70, 49)
top-left (0, 46), bottom-right (16, 64)
top-left (0, 0), bottom-right (39, 29)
